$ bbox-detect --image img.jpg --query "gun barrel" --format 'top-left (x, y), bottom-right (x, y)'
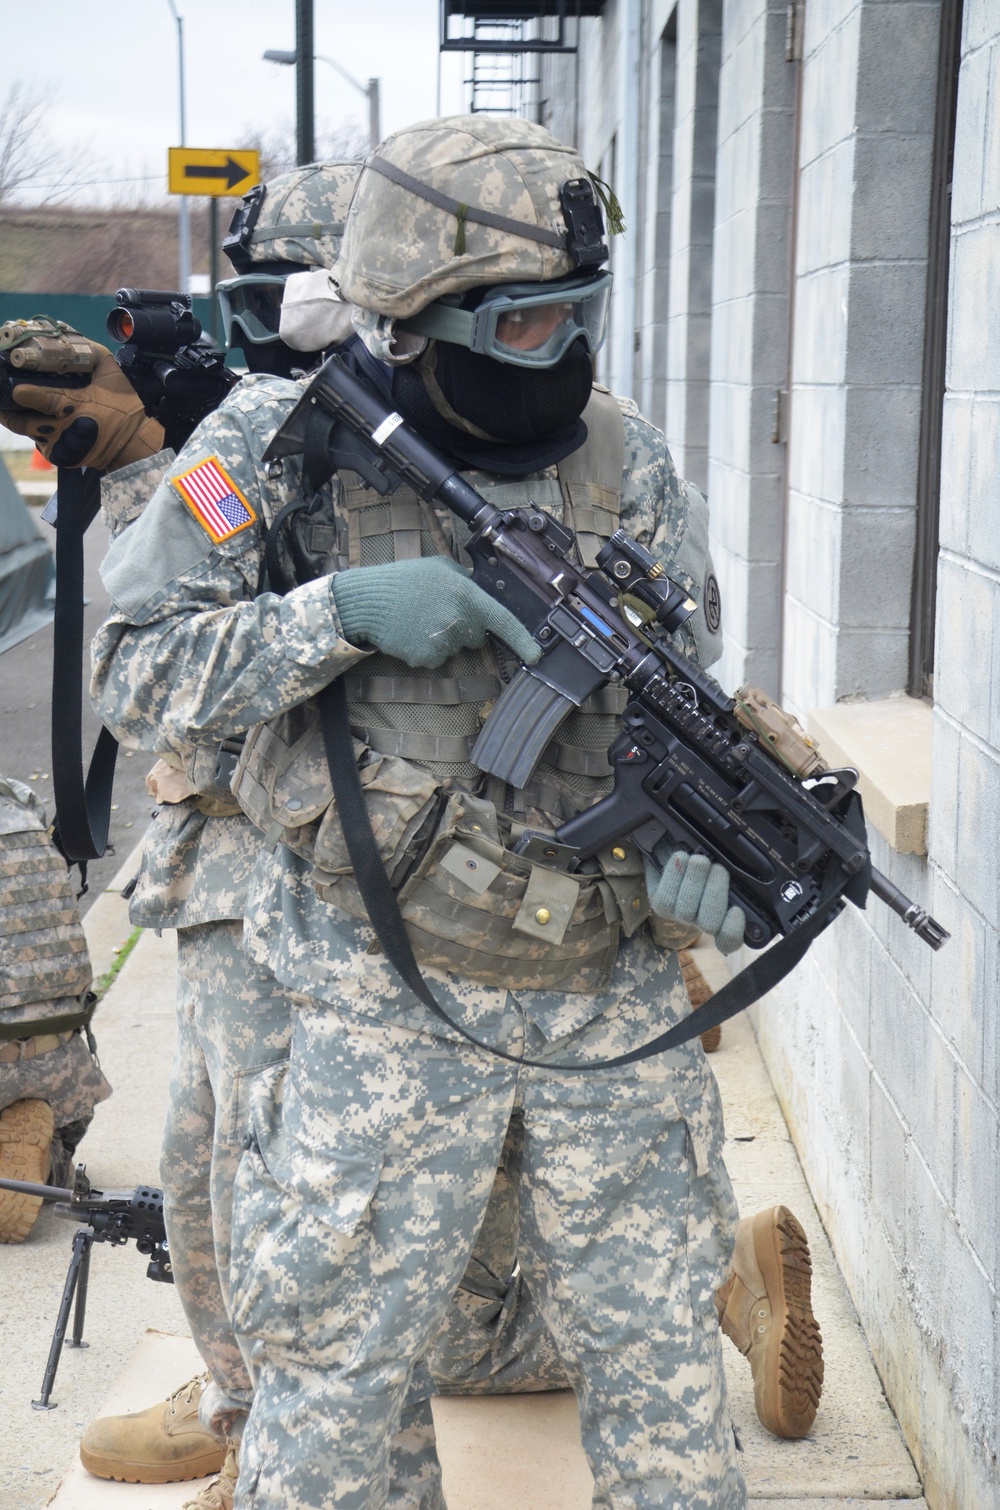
top-left (869, 868), bottom-right (950, 949)
top-left (0, 1175), bottom-right (73, 1201)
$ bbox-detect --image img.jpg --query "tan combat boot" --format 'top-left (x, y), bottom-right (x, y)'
top-left (715, 1205), bottom-right (824, 1438)
top-left (0, 1098), bottom-right (54, 1242)
top-left (183, 1437), bottom-right (239, 1510)
top-left (677, 946), bottom-right (722, 1053)
top-left (79, 1374), bottom-right (227, 1484)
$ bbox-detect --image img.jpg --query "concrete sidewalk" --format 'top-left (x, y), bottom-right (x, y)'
top-left (0, 861), bottom-right (927, 1509)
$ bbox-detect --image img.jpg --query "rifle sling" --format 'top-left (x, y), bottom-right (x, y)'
top-left (319, 675), bottom-right (845, 1072)
top-left (50, 467), bottom-right (118, 874)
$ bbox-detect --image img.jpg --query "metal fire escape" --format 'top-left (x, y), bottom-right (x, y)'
top-left (439, 2), bottom-right (605, 120)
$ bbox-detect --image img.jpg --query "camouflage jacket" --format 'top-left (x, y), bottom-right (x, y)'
top-left (100, 449), bottom-right (260, 929)
top-left (93, 373), bottom-right (723, 1039)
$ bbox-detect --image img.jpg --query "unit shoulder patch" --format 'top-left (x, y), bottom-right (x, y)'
top-left (172, 457), bottom-right (256, 543)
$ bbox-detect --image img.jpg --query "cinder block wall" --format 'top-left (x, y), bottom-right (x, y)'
top-left (744, 5), bottom-right (1000, 1506)
top-left (708, 0), bottom-right (793, 698)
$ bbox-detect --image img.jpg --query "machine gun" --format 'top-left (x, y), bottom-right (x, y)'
top-left (0, 315), bottom-right (100, 409)
top-left (264, 355), bottom-right (948, 992)
top-left (0, 1163), bottom-right (171, 1409)
top-left (109, 287), bottom-right (237, 452)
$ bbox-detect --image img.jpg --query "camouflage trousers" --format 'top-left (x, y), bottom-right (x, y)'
top-left (163, 922), bottom-right (567, 1444)
top-left (230, 968), bottom-right (745, 1510)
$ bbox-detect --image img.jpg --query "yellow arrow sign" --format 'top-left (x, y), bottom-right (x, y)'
top-left (168, 148), bottom-right (261, 198)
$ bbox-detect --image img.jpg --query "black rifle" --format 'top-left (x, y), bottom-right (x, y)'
top-left (264, 355), bottom-right (947, 990)
top-left (109, 287), bottom-right (237, 453)
top-left (0, 1163), bottom-right (171, 1409)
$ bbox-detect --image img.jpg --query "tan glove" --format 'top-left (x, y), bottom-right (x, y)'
top-left (1, 339), bottom-right (164, 470)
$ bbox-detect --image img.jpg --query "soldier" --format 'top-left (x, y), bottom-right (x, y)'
top-left (0, 776), bottom-right (111, 1241)
top-left (3, 163), bottom-right (565, 1510)
top-left (90, 117), bottom-right (824, 1509)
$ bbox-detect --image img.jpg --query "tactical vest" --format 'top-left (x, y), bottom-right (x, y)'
top-left (0, 777), bottom-right (95, 1039)
top-left (234, 388), bottom-right (651, 992)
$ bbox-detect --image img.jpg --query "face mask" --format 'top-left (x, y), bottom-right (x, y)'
top-left (424, 338), bottom-right (593, 444)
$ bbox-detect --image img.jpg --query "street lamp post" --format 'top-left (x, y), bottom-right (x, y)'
top-left (263, 49), bottom-right (381, 153)
top-left (165, 0), bottom-right (191, 294)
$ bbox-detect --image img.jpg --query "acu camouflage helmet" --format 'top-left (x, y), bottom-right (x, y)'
top-left (334, 116), bottom-right (611, 319)
top-left (224, 160), bottom-right (363, 273)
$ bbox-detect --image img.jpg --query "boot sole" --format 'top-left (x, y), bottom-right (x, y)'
top-left (79, 1444), bottom-right (227, 1484)
top-left (751, 1206), bottom-right (824, 1438)
top-left (0, 1099), bottom-right (54, 1243)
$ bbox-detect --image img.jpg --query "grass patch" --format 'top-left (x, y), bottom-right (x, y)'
top-left (93, 926), bottom-right (143, 1002)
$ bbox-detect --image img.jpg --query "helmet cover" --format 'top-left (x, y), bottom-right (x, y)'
top-left (335, 115), bottom-right (607, 318)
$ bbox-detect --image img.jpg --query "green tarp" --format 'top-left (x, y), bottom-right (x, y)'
top-left (0, 456), bottom-right (55, 655)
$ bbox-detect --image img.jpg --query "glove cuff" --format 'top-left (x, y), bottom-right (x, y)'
top-left (331, 565), bottom-right (394, 646)
top-left (106, 415), bottom-right (167, 472)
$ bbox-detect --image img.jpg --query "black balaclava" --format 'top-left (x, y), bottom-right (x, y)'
top-left (341, 318), bottom-right (592, 474)
top-left (240, 338), bottom-right (321, 380)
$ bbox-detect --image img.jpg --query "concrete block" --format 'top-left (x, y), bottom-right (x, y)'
top-left (869, 967), bottom-right (955, 1199)
top-left (963, 1), bottom-right (1000, 53)
top-left (965, 397), bottom-right (1000, 574)
top-left (948, 223), bottom-right (1000, 393)
top-left (937, 1209), bottom-right (998, 1460)
top-left (953, 1064), bottom-right (999, 1277)
top-left (749, 292), bottom-right (791, 385)
top-left (933, 555), bottom-right (996, 745)
top-left (866, 836), bottom-right (935, 1001)
top-left (808, 696), bottom-right (933, 855)
top-left (856, 4), bottom-right (940, 135)
top-left (845, 262), bottom-right (930, 388)
top-left (792, 265), bottom-right (850, 383)
top-left (835, 624), bottom-right (910, 700)
top-left (752, 198), bottom-right (791, 297)
top-left (782, 592), bottom-right (839, 711)
top-left (708, 377), bottom-right (752, 470)
top-left (870, 1075), bottom-right (908, 1258)
top-left (842, 384), bottom-right (921, 509)
top-left (903, 1140), bottom-right (949, 1337)
top-left (983, 929), bottom-right (1000, 1116)
top-left (937, 394), bottom-right (972, 557)
top-left (787, 385), bottom-right (846, 501)
top-left (927, 708), bottom-right (960, 876)
top-left (757, 102), bottom-right (795, 203)
top-left (786, 493), bottom-right (840, 621)
top-left (712, 208), bottom-right (755, 305)
top-left (747, 383), bottom-right (788, 474)
top-left (839, 506), bottom-right (916, 630)
top-left (956, 735), bottom-right (1000, 930)
top-left (851, 133), bottom-right (934, 262)
top-left (799, 10), bottom-right (862, 169)
top-left (797, 140), bottom-right (856, 272)
top-left (950, 37), bottom-right (990, 224)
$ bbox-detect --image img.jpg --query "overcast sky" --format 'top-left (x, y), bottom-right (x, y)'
top-left (6, 1), bottom-right (472, 204)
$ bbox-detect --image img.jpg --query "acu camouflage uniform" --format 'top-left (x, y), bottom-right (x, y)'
top-left (93, 350), bottom-right (744, 1508)
top-left (98, 243), bottom-right (568, 1461)
top-left (0, 777), bottom-right (111, 1189)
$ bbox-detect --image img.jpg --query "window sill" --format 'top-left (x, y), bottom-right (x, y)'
top-left (806, 697), bottom-right (932, 856)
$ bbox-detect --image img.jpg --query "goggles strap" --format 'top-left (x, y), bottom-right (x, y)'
top-left (367, 156), bottom-right (568, 255)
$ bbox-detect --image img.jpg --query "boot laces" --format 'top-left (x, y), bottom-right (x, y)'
top-left (167, 1372), bottom-right (210, 1417)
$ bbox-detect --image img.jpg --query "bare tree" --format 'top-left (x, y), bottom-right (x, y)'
top-left (0, 83), bottom-right (76, 207)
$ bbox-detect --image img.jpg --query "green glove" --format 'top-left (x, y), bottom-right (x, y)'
top-left (332, 556), bottom-right (541, 670)
top-left (645, 848), bottom-right (746, 955)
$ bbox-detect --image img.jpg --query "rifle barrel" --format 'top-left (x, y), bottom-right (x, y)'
top-left (0, 1176), bottom-right (72, 1201)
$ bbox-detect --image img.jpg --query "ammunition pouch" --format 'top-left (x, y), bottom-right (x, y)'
top-left (232, 704), bottom-right (443, 892)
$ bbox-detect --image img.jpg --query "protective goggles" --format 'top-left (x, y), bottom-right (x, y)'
top-left (399, 270), bottom-right (612, 369)
top-left (217, 274), bottom-right (288, 347)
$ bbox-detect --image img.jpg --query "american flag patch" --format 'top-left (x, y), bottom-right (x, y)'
top-left (173, 457), bottom-right (256, 543)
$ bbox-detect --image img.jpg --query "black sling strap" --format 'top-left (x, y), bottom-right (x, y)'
top-left (318, 674), bottom-right (847, 1072)
top-left (49, 466), bottom-right (118, 883)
